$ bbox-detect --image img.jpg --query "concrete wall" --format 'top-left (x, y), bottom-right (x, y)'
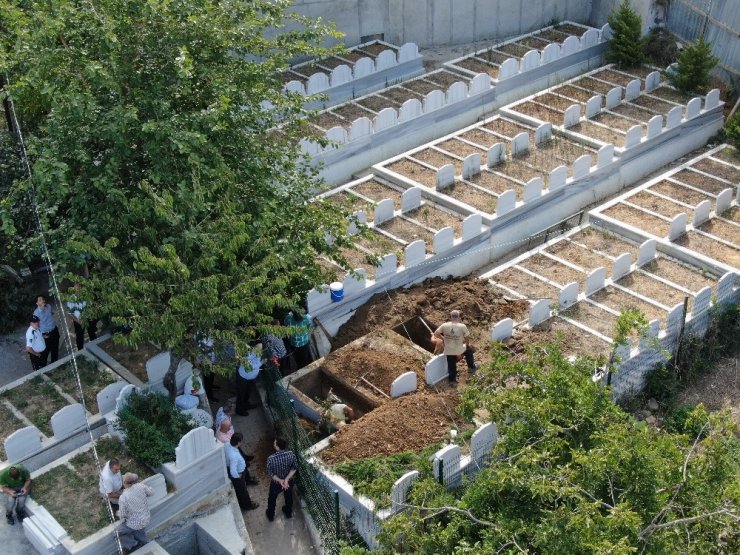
top-left (291, 0), bottom-right (593, 47)
top-left (590, 0), bottom-right (667, 33)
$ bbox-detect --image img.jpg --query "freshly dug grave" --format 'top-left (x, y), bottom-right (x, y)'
top-left (333, 277), bottom-right (530, 350)
top-left (320, 389), bottom-right (465, 463)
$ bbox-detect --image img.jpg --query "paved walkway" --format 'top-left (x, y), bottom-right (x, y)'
top-left (0, 513), bottom-right (36, 554)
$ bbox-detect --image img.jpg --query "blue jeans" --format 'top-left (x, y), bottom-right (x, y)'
top-left (118, 521), bottom-right (148, 550)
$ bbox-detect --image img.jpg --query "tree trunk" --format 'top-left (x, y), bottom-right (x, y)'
top-left (163, 352), bottom-right (181, 401)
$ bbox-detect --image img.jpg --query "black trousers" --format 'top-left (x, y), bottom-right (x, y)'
top-left (266, 479), bottom-right (293, 518)
top-left (229, 473), bottom-right (255, 510)
top-left (42, 327), bottom-right (60, 363)
top-left (235, 374), bottom-right (259, 414)
top-left (446, 347), bottom-right (476, 383)
top-left (72, 321), bottom-right (98, 350)
top-left (291, 344), bottom-right (313, 370)
top-left (29, 353), bottom-right (45, 371)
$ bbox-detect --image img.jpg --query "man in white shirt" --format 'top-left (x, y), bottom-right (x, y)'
top-left (434, 310), bottom-right (478, 385)
top-left (99, 458), bottom-right (123, 507)
top-left (225, 433), bottom-right (259, 511)
top-left (25, 315), bottom-right (46, 371)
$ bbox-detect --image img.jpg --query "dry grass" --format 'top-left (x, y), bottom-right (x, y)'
top-left (675, 357), bottom-right (740, 424)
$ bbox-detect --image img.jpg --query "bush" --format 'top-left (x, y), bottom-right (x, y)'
top-left (725, 111), bottom-right (740, 151)
top-left (114, 390), bottom-right (196, 467)
top-left (664, 403), bottom-right (709, 438)
top-left (645, 28), bottom-right (679, 66)
top-left (669, 37), bottom-right (718, 94)
top-left (606, 0), bottom-right (645, 67)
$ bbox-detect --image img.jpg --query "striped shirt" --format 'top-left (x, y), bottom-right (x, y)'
top-left (263, 334), bottom-right (287, 359)
top-left (118, 483), bottom-right (154, 530)
top-left (266, 449), bottom-right (298, 480)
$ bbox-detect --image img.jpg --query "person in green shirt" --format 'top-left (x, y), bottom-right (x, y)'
top-left (0, 464), bottom-right (32, 525)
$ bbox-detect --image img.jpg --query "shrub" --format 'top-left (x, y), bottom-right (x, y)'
top-left (669, 37), bottom-right (718, 94)
top-left (725, 111), bottom-right (740, 151)
top-left (664, 403), bottom-right (709, 438)
top-left (606, 0), bottom-right (645, 67)
top-left (645, 28), bottom-right (679, 66)
top-left (114, 390), bottom-right (195, 467)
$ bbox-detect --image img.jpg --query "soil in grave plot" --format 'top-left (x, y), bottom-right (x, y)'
top-left (311, 111), bottom-right (347, 130)
top-left (335, 51), bottom-right (365, 63)
top-left (456, 57), bottom-right (499, 78)
top-left (327, 191), bottom-right (376, 220)
top-left (648, 86), bottom-right (694, 105)
top-left (476, 49), bottom-right (511, 65)
top-left (627, 191), bottom-right (694, 219)
top-left (404, 204), bottom-right (464, 235)
top-left (359, 43), bottom-right (398, 57)
top-left (424, 71), bottom-right (469, 89)
top-left (515, 36), bottom-right (553, 50)
top-left (317, 258), bottom-right (341, 282)
top-left (357, 95), bottom-right (400, 112)
top-left (351, 180), bottom-right (403, 204)
top-left (46, 358), bottom-right (117, 414)
top-left (696, 218), bottom-right (740, 247)
top-left (483, 118), bottom-right (534, 138)
top-left (468, 169), bottom-right (524, 196)
top-left (555, 23), bottom-right (589, 36)
top-left (321, 332), bottom-right (428, 399)
top-left (535, 28), bottom-right (570, 42)
top-left (545, 240), bottom-right (614, 273)
top-left (411, 148), bottom-right (463, 173)
top-left (676, 230), bottom-right (740, 267)
top-left (561, 301), bottom-right (619, 338)
top-left (332, 276), bottom-right (530, 350)
top-left (512, 147), bottom-right (569, 179)
top-left (331, 103), bottom-right (376, 122)
top-left (555, 84), bottom-right (599, 103)
top-left (692, 158), bottom-right (739, 183)
top-left (495, 157), bottom-right (543, 183)
top-left (616, 273), bottom-right (693, 311)
top-left (495, 43), bottom-right (531, 58)
top-left (540, 136), bottom-right (595, 165)
top-left (512, 101), bottom-right (565, 122)
top-left (440, 181), bottom-right (498, 214)
top-left (0, 402), bottom-right (24, 460)
top-left (672, 169), bottom-right (733, 195)
top-left (619, 66), bottom-right (659, 79)
top-left (385, 159), bottom-right (438, 187)
top-left (504, 317), bottom-right (611, 360)
top-left (649, 180), bottom-right (714, 206)
top-left (278, 71), bottom-right (305, 85)
top-left (539, 92), bottom-right (584, 112)
top-left (602, 203), bottom-right (671, 237)
top-left (631, 95), bottom-right (678, 113)
top-left (713, 146), bottom-right (740, 165)
top-left (320, 389), bottom-right (466, 463)
top-left (610, 103), bottom-right (659, 122)
top-left (0, 376), bottom-right (69, 436)
top-left (569, 227), bottom-right (639, 259)
top-left (592, 111), bottom-right (644, 132)
top-left (573, 76), bottom-right (621, 95)
top-left (568, 120), bottom-right (625, 145)
top-left (490, 267), bottom-right (560, 301)
top-left (356, 231), bottom-right (404, 257)
top-left (331, 247), bottom-right (378, 280)
top-left (402, 78), bottom-right (445, 96)
top-left (638, 257), bottom-right (716, 293)
top-left (459, 128), bottom-right (501, 148)
top-left (378, 217), bottom-right (436, 251)
top-left (293, 64), bottom-right (322, 78)
top-left (590, 286), bottom-right (668, 323)
top-left (591, 69), bottom-right (639, 87)
top-left (517, 253), bottom-right (586, 287)
top-left (721, 206), bottom-right (740, 224)
top-left (318, 57), bottom-right (353, 70)
top-left (100, 339), bottom-right (160, 382)
top-left (437, 138), bottom-right (487, 159)
top-left (381, 86), bottom-right (424, 104)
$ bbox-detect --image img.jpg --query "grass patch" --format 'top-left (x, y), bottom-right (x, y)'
top-left (0, 402), bottom-right (24, 460)
top-left (46, 356), bottom-right (117, 414)
top-left (0, 376), bottom-right (68, 436)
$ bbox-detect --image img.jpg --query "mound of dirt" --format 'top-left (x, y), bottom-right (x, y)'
top-left (320, 389), bottom-right (465, 463)
top-left (332, 277), bottom-right (529, 349)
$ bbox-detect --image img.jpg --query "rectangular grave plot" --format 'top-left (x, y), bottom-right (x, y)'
top-left (0, 403), bottom-right (24, 460)
top-left (441, 182), bottom-right (498, 214)
top-left (424, 71), bottom-right (470, 89)
top-left (512, 101), bottom-right (564, 122)
top-left (318, 57), bottom-right (354, 70)
top-left (335, 51), bottom-right (365, 63)
top-left (357, 95), bottom-right (401, 112)
top-left (568, 121), bottom-right (625, 146)
top-left (331, 103), bottom-right (376, 122)
top-left (460, 128), bottom-right (501, 148)
top-left (554, 84), bottom-right (599, 103)
top-left (385, 159), bottom-right (438, 187)
top-left (545, 241), bottom-right (613, 273)
top-left (627, 191), bottom-right (693, 219)
top-left (712, 146), bottom-right (740, 165)
top-left (356, 231), bottom-right (405, 256)
top-left (610, 103), bottom-right (659, 123)
top-left (0, 377), bottom-right (68, 436)
top-left (672, 169), bottom-right (733, 195)
top-left (411, 148), bottom-right (463, 173)
top-left (648, 180), bottom-right (714, 206)
top-left (555, 23), bottom-right (589, 36)
top-left (496, 158), bottom-right (543, 183)
top-left (456, 58), bottom-right (499, 78)
top-left (696, 219), bottom-right (740, 247)
top-left (293, 63), bottom-right (323, 78)
top-left (721, 206), bottom-right (740, 224)
top-left (691, 158), bottom-right (740, 183)
top-left (476, 49), bottom-right (511, 65)
top-left (469, 169), bottom-right (524, 196)
top-left (515, 36), bottom-right (553, 50)
top-left (312, 111), bottom-right (347, 130)
top-left (591, 111), bottom-right (644, 132)
top-left (639, 257), bottom-right (716, 293)
top-left (648, 86), bottom-right (694, 105)
top-left (590, 286), bottom-right (668, 323)
top-left (381, 86), bottom-right (424, 104)
top-left (546, 137), bottom-right (594, 164)
top-left (46, 360), bottom-right (117, 414)
top-left (630, 95), bottom-right (678, 113)
top-left (591, 69), bottom-right (638, 87)
top-left (278, 71), bottom-right (306, 85)
top-left (402, 78), bottom-right (444, 96)
top-left (616, 273), bottom-right (693, 312)
top-left (569, 227), bottom-right (639, 259)
top-left (404, 205), bottom-right (464, 234)
top-left (317, 257), bottom-right (341, 282)
top-left (535, 28), bottom-right (570, 42)
top-left (356, 43), bottom-right (397, 57)
top-left (573, 76), bottom-right (621, 95)
top-left (561, 301), bottom-right (619, 337)
top-left (539, 92), bottom-right (585, 112)
top-left (518, 253), bottom-right (586, 287)
top-left (326, 191), bottom-right (376, 219)
top-left (602, 203), bottom-right (671, 237)
top-left (351, 180), bottom-right (403, 204)
top-left (620, 65), bottom-right (659, 79)
top-left (531, 317), bottom-right (612, 359)
top-left (331, 247), bottom-right (378, 280)
top-left (495, 43), bottom-right (531, 58)
top-left (378, 217), bottom-right (436, 251)
top-left (492, 267), bottom-right (561, 301)
top-left (437, 138), bottom-right (487, 159)
top-left (483, 118), bottom-right (534, 138)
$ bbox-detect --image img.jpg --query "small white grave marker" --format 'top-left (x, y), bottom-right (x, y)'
top-left (586, 267), bottom-right (606, 295)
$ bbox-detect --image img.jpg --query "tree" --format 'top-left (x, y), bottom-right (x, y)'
top-left (1, 0), bottom-right (359, 389)
top-left (606, 1), bottom-right (645, 68)
top-left (669, 37), bottom-right (719, 94)
top-left (351, 341), bottom-right (740, 554)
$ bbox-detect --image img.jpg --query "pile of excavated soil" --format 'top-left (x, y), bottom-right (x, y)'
top-left (320, 389), bottom-right (465, 463)
top-left (332, 277), bottom-right (529, 349)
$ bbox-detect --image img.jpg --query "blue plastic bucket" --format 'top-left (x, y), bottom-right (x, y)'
top-left (330, 282), bottom-right (344, 302)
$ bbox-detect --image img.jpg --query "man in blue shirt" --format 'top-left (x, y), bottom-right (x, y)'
top-left (225, 433), bottom-right (259, 511)
top-left (33, 294), bottom-right (59, 364)
top-left (235, 348), bottom-right (262, 416)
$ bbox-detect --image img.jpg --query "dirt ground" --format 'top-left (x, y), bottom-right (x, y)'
top-left (99, 339), bottom-right (161, 382)
top-left (675, 357), bottom-right (740, 423)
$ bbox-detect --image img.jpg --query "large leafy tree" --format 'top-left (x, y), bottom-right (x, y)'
top-left (1, 0), bottom-right (356, 382)
top-left (352, 342), bottom-right (739, 554)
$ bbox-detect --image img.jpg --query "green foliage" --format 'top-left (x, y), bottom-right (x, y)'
top-left (669, 37), bottom-right (718, 94)
top-left (367, 341), bottom-right (740, 554)
top-left (606, 1), bottom-right (646, 67)
top-left (114, 390), bottom-right (195, 467)
top-left (645, 28), bottom-right (679, 66)
top-left (725, 112), bottom-right (740, 155)
top-left (664, 403), bottom-right (709, 437)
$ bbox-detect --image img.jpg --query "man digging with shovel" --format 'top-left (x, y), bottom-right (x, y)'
top-left (433, 310), bottom-right (478, 385)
